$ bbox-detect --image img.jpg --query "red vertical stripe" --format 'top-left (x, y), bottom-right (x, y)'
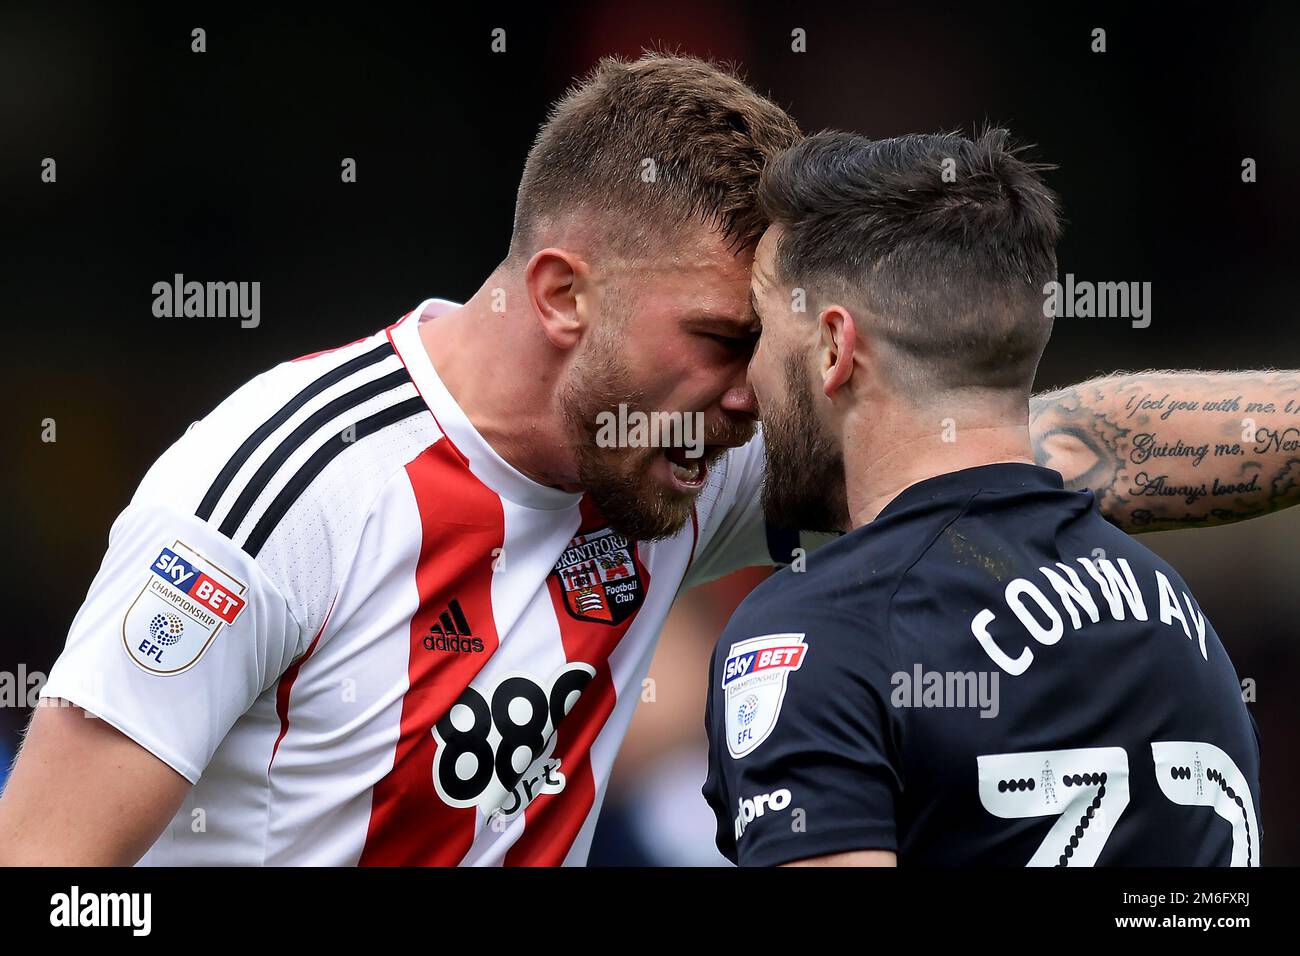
top-left (268, 594), bottom-right (337, 773)
top-left (358, 440), bottom-right (504, 866)
top-left (504, 497), bottom-right (650, 865)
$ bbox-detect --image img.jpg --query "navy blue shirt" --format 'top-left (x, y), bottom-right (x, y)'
top-left (704, 463), bottom-right (1261, 866)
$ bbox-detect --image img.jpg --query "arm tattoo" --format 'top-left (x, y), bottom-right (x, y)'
top-left (1029, 371), bottom-right (1300, 532)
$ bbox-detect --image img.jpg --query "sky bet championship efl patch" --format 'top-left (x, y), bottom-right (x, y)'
top-left (722, 633), bottom-right (807, 758)
top-left (121, 542), bottom-right (248, 675)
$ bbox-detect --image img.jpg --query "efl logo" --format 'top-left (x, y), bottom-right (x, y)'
top-left (122, 541), bottom-right (249, 675)
top-left (722, 633), bottom-right (807, 759)
top-left (723, 643), bottom-right (806, 686)
top-left (151, 548), bottom-right (245, 624)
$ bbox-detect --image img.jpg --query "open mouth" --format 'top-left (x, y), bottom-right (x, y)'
top-left (662, 446), bottom-right (709, 491)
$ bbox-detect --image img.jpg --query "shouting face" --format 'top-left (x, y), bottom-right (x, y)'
top-left (557, 224), bottom-right (761, 541)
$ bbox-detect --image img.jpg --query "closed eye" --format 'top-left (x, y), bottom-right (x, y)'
top-left (704, 331), bottom-right (759, 351)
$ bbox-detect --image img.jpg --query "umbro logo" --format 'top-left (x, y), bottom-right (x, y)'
top-left (422, 598), bottom-right (485, 654)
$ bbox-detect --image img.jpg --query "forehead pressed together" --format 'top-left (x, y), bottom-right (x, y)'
top-left (486, 52), bottom-right (1064, 548)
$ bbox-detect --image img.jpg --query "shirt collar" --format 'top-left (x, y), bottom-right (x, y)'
top-left (875, 462), bottom-right (1065, 522)
top-left (389, 298), bottom-right (584, 511)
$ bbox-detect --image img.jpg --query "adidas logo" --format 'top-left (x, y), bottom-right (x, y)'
top-left (422, 598), bottom-right (485, 654)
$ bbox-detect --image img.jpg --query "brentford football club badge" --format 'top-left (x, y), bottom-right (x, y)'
top-left (722, 633), bottom-right (807, 758)
top-left (551, 526), bottom-right (645, 625)
top-left (122, 541), bottom-right (248, 675)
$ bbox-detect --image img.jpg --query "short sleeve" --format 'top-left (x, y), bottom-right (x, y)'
top-left (684, 429), bottom-right (839, 588)
top-left (703, 603), bottom-right (902, 866)
top-left (38, 501), bottom-right (303, 783)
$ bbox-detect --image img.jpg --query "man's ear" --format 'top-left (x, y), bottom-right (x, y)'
top-left (525, 248), bottom-right (587, 350)
top-left (818, 305), bottom-right (858, 398)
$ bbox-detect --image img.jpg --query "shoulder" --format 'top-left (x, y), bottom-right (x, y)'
top-left (131, 327), bottom-right (440, 627)
top-left (154, 331), bottom-right (434, 530)
top-left (727, 517), bottom-right (921, 629)
top-left (711, 506), bottom-right (977, 694)
top-left (715, 539), bottom-right (900, 699)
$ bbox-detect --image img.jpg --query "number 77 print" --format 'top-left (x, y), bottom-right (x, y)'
top-left (978, 742), bottom-right (1258, 866)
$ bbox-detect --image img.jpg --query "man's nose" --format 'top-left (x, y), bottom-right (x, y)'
top-left (720, 381), bottom-right (759, 420)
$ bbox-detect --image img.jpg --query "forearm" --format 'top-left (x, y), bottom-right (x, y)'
top-left (1029, 369), bottom-right (1300, 532)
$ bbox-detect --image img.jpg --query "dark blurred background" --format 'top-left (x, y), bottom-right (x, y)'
top-left (2, 2), bottom-right (1297, 864)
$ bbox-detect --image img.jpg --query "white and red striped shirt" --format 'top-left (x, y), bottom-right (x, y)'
top-left (41, 299), bottom-right (793, 866)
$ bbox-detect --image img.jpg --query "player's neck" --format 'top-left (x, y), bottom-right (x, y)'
top-left (842, 406), bottom-right (1034, 529)
top-left (418, 280), bottom-right (581, 491)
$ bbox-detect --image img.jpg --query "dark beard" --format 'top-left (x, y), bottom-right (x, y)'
top-left (760, 352), bottom-right (849, 534)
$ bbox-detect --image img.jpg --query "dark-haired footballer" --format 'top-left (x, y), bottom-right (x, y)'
top-left (703, 130), bottom-right (1262, 867)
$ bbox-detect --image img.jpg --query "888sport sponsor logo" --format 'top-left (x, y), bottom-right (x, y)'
top-left (432, 662), bottom-right (596, 820)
